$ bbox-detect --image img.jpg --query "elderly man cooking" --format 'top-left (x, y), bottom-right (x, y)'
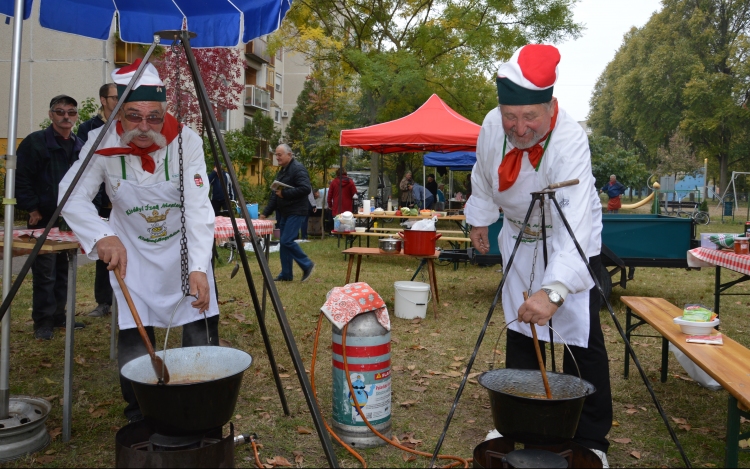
top-left (465, 44), bottom-right (611, 465)
top-left (59, 59), bottom-right (219, 422)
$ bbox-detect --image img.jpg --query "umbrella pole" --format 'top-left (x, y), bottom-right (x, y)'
top-left (0, 0), bottom-right (26, 419)
top-left (176, 31), bottom-right (339, 468)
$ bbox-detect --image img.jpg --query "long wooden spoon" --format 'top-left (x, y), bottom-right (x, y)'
top-left (523, 291), bottom-right (552, 399)
top-left (114, 266), bottom-right (170, 385)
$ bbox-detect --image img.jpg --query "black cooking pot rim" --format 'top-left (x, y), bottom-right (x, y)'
top-left (477, 369), bottom-right (595, 401)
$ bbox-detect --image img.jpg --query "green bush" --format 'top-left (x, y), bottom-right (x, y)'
top-left (699, 200), bottom-right (708, 212)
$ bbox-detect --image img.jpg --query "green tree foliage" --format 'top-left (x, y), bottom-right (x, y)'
top-left (588, 0), bottom-right (750, 192)
top-left (589, 135), bottom-right (649, 192)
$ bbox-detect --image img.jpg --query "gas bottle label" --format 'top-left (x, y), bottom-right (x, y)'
top-left (347, 373), bottom-right (391, 423)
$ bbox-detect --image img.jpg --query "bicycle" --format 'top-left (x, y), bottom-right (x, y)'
top-left (663, 199), bottom-right (710, 225)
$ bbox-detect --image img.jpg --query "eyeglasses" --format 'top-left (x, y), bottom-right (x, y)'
top-left (123, 113), bottom-right (164, 125)
top-left (51, 109), bottom-right (78, 117)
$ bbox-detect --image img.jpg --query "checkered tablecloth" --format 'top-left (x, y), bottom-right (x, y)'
top-left (0, 228), bottom-right (79, 243)
top-left (687, 247), bottom-right (750, 275)
top-left (214, 216), bottom-right (274, 238)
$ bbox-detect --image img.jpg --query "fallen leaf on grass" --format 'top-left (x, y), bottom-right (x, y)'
top-left (36, 455), bottom-right (55, 464)
top-left (411, 318), bottom-right (422, 325)
top-left (630, 451), bottom-right (641, 459)
top-left (44, 449), bottom-right (56, 455)
top-left (219, 338), bottom-right (232, 347)
top-left (391, 337), bottom-right (400, 344)
top-left (49, 427), bottom-right (62, 441)
top-left (407, 365), bottom-right (416, 371)
top-left (89, 407), bottom-right (107, 418)
top-left (43, 377), bottom-right (57, 385)
top-left (613, 438), bottom-right (631, 444)
top-left (296, 426), bottom-right (312, 435)
top-left (410, 345), bottom-right (427, 350)
top-left (402, 453), bottom-right (417, 462)
top-left (260, 396), bottom-right (273, 401)
top-left (679, 424), bottom-right (692, 431)
top-left (612, 420), bottom-right (620, 426)
top-left (259, 412), bottom-right (271, 420)
top-left (409, 386), bottom-right (427, 393)
top-left (278, 374), bottom-right (291, 379)
top-left (40, 360), bottom-right (52, 368)
top-left (671, 417), bottom-right (687, 425)
top-left (400, 400), bottom-right (417, 409)
top-left (742, 417), bottom-right (749, 424)
top-left (233, 313), bottom-right (247, 323)
top-left (74, 356), bottom-right (89, 367)
top-left (739, 440), bottom-right (748, 449)
top-left (43, 395), bottom-right (58, 403)
top-left (625, 409), bottom-right (638, 415)
top-left (466, 419), bottom-right (476, 424)
top-left (468, 372), bottom-right (481, 380)
top-left (449, 362), bottom-right (463, 368)
top-left (453, 356), bottom-right (465, 361)
top-left (392, 365), bottom-right (404, 372)
top-left (267, 456), bottom-right (293, 466)
top-left (430, 332), bottom-right (440, 337)
top-left (703, 463), bottom-right (716, 467)
top-left (445, 371), bottom-right (462, 378)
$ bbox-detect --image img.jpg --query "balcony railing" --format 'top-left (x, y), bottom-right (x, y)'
top-left (245, 38), bottom-right (272, 63)
top-left (245, 85), bottom-right (271, 111)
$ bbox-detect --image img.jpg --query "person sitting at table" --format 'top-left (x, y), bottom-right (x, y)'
top-left (410, 182), bottom-right (434, 210)
top-left (59, 59), bottom-right (219, 423)
top-left (435, 183), bottom-right (446, 211)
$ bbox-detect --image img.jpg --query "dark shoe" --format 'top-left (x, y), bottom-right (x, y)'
top-left (301, 263), bottom-right (315, 282)
top-left (87, 303), bottom-right (111, 317)
top-left (34, 326), bottom-right (54, 341)
top-left (54, 317), bottom-right (85, 330)
top-left (274, 276), bottom-right (292, 282)
top-left (127, 412), bottom-right (144, 424)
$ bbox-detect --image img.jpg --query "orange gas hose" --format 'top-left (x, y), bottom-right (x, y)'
top-left (340, 321), bottom-right (470, 468)
top-left (250, 436), bottom-right (264, 469)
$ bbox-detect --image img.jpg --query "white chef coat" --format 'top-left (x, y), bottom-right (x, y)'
top-left (60, 122), bottom-right (214, 272)
top-left (464, 106), bottom-right (602, 347)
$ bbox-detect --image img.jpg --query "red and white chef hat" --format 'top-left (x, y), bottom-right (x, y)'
top-left (111, 58), bottom-right (166, 103)
top-left (496, 44), bottom-right (560, 105)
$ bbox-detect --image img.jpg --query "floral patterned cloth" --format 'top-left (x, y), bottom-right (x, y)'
top-left (321, 282), bottom-right (390, 331)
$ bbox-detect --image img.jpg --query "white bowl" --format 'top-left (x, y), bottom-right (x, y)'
top-left (354, 227), bottom-right (366, 233)
top-left (384, 211), bottom-right (396, 216)
top-left (673, 316), bottom-right (720, 335)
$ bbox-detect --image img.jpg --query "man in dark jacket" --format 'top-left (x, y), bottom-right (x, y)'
top-left (260, 144), bottom-right (315, 282)
top-left (16, 95), bottom-right (86, 340)
top-left (77, 83), bottom-right (117, 318)
top-left (208, 166), bottom-right (235, 216)
top-left (599, 174), bottom-right (626, 213)
top-left (425, 174), bottom-right (438, 208)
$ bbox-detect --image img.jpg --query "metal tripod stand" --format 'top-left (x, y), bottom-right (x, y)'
top-left (0, 31), bottom-right (339, 467)
top-left (429, 179), bottom-right (691, 468)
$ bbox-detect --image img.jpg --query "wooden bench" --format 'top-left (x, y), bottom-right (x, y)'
top-left (621, 296), bottom-right (750, 467)
top-left (371, 227), bottom-right (466, 235)
top-left (659, 200), bottom-right (699, 215)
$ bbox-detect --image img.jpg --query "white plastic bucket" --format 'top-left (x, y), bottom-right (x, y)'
top-left (393, 281), bottom-right (431, 319)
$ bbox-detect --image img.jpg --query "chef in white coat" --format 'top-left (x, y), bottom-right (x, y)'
top-left (465, 44), bottom-right (611, 464)
top-left (60, 59), bottom-right (219, 422)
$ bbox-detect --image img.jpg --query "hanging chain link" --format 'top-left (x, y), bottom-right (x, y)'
top-left (172, 39), bottom-right (190, 297)
top-left (527, 199), bottom-right (543, 297)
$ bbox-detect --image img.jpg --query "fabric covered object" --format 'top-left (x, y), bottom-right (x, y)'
top-left (321, 282), bottom-right (390, 331)
top-left (709, 234), bottom-right (735, 249)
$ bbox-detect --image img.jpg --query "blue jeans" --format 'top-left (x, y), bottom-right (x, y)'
top-left (277, 215), bottom-right (314, 280)
top-left (417, 195), bottom-right (435, 210)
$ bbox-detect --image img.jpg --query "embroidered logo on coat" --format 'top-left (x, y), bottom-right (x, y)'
top-left (194, 174), bottom-right (204, 187)
top-left (139, 209), bottom-right (171, 239)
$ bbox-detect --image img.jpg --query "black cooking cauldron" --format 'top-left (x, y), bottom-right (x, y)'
top-left (120, 346), bottom-right (252, 435)
top-left (478, 369), bottom-right (595, 445)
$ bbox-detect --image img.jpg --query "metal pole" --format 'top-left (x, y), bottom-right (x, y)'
top-left (175, 31), bottom-right (338, 467)
top-left (109, 299), bottom-right (118, 360)
top-left (62, 250), bottom-right (77, 442)
top-left (0, 0), bottom-right (27, 419)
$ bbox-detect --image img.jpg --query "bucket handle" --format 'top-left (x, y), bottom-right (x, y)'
top-left (489, 319), bottom-right (590, 396)
top-left (395, 284), bottom-right (432, 306)
top-left (162, 294), bottom-right (211, 372)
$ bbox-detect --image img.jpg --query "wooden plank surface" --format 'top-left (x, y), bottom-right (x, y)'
top-left (354, 213), bottom-right (466, 221)
top-left (342, 247), bottom-right (441, 259)
top-left (621, 296), bottom-right (750, 409)
top-left (0, 239), bottom-right (80, 252)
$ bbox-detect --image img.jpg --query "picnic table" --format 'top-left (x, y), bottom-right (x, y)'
top-left (687, 247), bottom-right (750, 317)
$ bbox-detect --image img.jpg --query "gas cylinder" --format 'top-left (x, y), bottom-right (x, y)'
top-left (331, 312), bottom-right (392, 448)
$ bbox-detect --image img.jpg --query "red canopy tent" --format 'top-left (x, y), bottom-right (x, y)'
top-left (339, 94), bottom-right (480, 207)
top-left (339, 94), bottom-right (480, 153)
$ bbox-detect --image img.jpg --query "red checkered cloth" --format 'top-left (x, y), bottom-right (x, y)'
top-left (0, 228), bottom-right (79, 243)
top-left (214, 216), bottom-right (274, 238)
top-left (688, 247), bottom-right (750, 275)
top-left (321, 282), bottom-right (390, 331)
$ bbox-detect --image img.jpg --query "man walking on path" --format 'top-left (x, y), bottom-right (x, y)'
top-left (17, 95), bottom-right (86, 340)
top-left (77, 83), bottom-right (117, 318)
top-left (600, 174), bottom-right (626, 214)
top-left (260, 144), bottom-right (315, 282)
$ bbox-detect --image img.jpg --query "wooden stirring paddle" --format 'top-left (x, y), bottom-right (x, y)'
top-left (523, 291), bottom-right (552, 399)
top-left (114, 266), bottom-right (170, 385)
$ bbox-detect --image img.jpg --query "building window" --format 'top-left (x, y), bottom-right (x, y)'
top-left (276, 48), bottom-right (283, 62)
top-left (275, 73), bottom-right (282, 93)
top-left (274, 109), bottom-right (281, 123)
top-left (217, 106), bottom-right (229, 131)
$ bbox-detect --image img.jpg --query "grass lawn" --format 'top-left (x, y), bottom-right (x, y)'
top-left (2, 208), bottom-right (750, 467)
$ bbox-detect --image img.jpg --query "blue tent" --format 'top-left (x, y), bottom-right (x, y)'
top-left (423, 151), bottom-right (476, 171)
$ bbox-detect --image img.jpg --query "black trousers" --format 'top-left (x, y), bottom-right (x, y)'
top-left (505, 255), bottom-right (612, 453)
top-left (94, 260), bottom-right (113, 306)
top-left (30, 251), bottom-right (68, 329)
top-left (118, 314), bottom-right (220, 419)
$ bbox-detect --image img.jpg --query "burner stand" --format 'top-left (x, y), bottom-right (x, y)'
top-left (473, 437), bottom-right (602, 469)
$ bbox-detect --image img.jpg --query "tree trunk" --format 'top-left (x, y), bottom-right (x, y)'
top-left (369, 152), bottom-right (379, 205)
top-left (719, 153), bottom-right (728, 197)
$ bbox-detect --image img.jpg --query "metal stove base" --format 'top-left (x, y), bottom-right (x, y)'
top-left (116, 420), bottom-right (235, 468)
top-left (0, 396), bottom-right (52, 462)
top-left (473, 437), bottom-right (603, 468)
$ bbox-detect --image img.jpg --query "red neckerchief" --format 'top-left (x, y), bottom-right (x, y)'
top-left (498, 101), bottom-right (558, 192)
top-left (94, 113), bottom-right (181, 174)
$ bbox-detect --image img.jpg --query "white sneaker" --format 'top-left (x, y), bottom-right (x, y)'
top-left (590, 448), bottom-right (609, 468)
top-left (485, 429), bottom-right (503, 440)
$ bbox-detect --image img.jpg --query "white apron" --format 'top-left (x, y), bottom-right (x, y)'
top-left (109, 154), bottom-right (219, 329)
top-left (497, 141), bottom-right (591, 348)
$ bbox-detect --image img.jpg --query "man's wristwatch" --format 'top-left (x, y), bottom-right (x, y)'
top-left (541, 288), bottom-right (564, 307)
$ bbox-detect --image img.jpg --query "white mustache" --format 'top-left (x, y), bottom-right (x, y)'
top-left (506, 128), bottom-right (541, 150)
top-left (120, 128), bottom-right (167, 148)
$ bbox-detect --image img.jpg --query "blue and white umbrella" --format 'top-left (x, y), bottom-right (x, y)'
top-left (0, 0), bottom-right (292, 47)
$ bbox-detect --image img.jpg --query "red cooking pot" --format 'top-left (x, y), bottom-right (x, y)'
top-left (398, 230), bottom-right (442, 256)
